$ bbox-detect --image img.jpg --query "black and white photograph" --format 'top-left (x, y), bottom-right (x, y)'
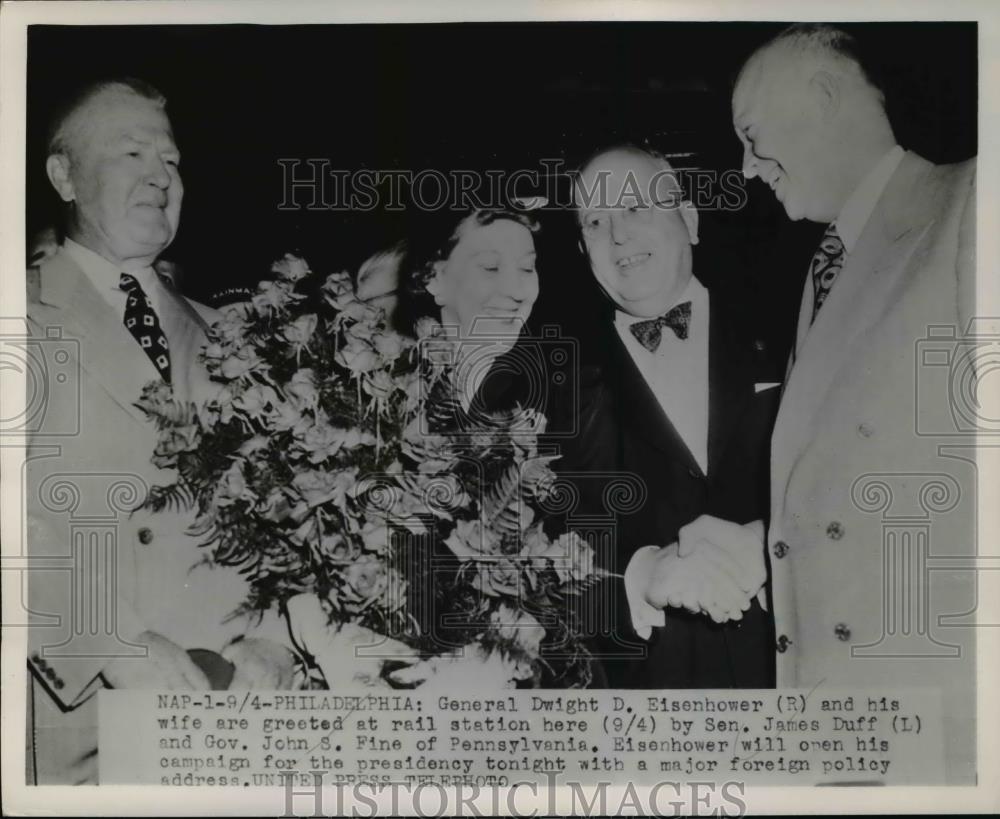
top-left (1, 0), bottom-right (997, 814)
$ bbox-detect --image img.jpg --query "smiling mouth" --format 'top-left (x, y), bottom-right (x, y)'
top-left (616, 252), bottom-right (651, 271)
top-left (484, 308), bottom-right (521, 320)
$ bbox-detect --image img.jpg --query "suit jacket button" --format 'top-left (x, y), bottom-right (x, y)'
top-left (687, 467), bottom-right (700, 479)
top-left (44, 666), bottom-right (57, 680)
top-left (137, 527), bottom-right (154, 545)
top-left (857, 422), bottom-right (874, 438)
top-left (773, 540), bottom-right (789, 559)
top-left (776, 634), bottom-right (792, 653)
top-left (834, 623), bottom-right (852, 641)
top-left (826, 521), bottom-right (844, 540)
top-left (753, 339), bottom-right (766, 352)
top-left (54, 679), bottom-right (64, 690)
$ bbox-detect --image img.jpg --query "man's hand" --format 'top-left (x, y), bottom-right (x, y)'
top-left (102, 631), bottom-right (211, 689)
top-left (678, 516), bottom-right (767, 605)
top-left (639, 542), bottom-right (752, 623)
top-left (222, 638), bottom-right (297, 690)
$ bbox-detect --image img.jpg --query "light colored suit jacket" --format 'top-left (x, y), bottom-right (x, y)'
top-left (24, 248), bottom-right (264, 783)
top-left (768, 152), bottom-right (977, 783)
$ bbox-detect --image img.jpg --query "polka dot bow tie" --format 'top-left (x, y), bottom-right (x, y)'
top-left (629, 301), bottom-right (692, 352)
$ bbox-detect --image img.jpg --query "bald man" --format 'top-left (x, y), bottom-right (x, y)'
top-left (715, 24), bottom-right (976, 782)
top-left (559, 144), bottom-right (782, 689)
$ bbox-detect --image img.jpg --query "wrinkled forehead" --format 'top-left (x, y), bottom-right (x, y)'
top-left (574, 149), bottom-right (682, 211)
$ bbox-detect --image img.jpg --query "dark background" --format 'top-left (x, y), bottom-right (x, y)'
top-left (26, 22), bottom-right (977, 365)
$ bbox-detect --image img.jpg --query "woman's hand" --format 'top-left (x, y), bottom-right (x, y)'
top-left (221, 638), bottom-right (297, 690)
top-left (285, 593), bottom-right (418, 688)
top-left (102, 631), bottom-right (211, 690)
top-left (388, 645), bottom-right (518, 691)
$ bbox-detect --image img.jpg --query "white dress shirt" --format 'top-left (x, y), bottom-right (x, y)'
top-left (63, 237), bottom-right (166, 321)
top-left (835, 144), bottom-right (904, 253)
top-left (614, 275), bottom-right (710, 475)
top-left (616, 276), bottom-right (711, 638)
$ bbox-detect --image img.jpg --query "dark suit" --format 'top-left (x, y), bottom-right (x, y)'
top-left (553, 286), bottom-right (781, 688)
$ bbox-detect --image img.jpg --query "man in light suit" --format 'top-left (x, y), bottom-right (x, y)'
top-left (684, 24), bottom-right (975, 782)
top-left (25, 79), bottom-right (291, 784)
top-left (558, 145), bottom-right (781, 688)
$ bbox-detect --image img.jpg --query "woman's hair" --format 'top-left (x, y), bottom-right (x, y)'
top-left (393, 207), bottom-right (541, 336)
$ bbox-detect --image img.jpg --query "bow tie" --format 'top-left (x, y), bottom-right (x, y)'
top-left (629, 301), bottom-right (692, 351)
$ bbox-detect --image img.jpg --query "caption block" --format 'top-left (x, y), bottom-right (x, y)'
top-left (99, 688), bottom-right (944, 786)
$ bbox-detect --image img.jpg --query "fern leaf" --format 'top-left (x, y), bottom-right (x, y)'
top-left (481, 461), bottom-right (522, 536)
top-left (142, 483), bottom-right (196, 514)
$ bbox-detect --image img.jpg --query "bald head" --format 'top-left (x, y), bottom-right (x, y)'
top-left (732, 25), bottom-right (896, 223)
top-left (574, 145), bottom-right (699, 318)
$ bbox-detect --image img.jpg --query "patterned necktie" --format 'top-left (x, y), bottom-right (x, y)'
top-left (119, 273), bottom-right (171, 383)
top-left (810, 224), bottom-right (846, 323)
top-left (629, 301), bottom-right (692, 352)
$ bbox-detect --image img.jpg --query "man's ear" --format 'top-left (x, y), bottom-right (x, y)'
top-left (425, 261), bottom-right (446, 306)
top-left (809, 70), bottom-right (840, 122)
top-left (680, 200), bottom-right (700, 246)
top-left (45, 154), bottom-right (76, 203)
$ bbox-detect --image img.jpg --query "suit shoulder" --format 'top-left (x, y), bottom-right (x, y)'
top-left (923, 154), bottom-right (976, 199)
top-left (26, 265), bottom-right (41, 306)
top-left (950, 155), bottom-right (976, 178)
top-left (185, 297), bottom-right (221, 327)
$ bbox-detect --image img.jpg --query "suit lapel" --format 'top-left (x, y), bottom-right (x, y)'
top-left (707, 295), bottom-right (753, 476)
top-left (608, 325), bottom-right (703, 476)
top-left (37, 252), bottom-right (156, 424)
top-left (773, 152), bottom-right (940, 487)
top-left (154, 277), bottom-right (214, 404)
top-left (36, 250), bottom-right (214, 417)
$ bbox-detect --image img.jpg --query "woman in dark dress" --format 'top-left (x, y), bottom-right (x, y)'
top-left (382, 206), bottom-right (600, 688)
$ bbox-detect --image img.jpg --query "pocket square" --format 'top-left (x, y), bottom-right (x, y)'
top-left (754, 382), bottom-right (781, 393)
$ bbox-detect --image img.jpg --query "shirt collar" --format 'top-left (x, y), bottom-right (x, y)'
top-left (63, 237), bottom-right (160, 304)
top-left (834, 144), bottom-right (904, 253)
top-left (615, 274), bottom-right (708, 337)
top-left (63, 237), bottom-right (128, 293)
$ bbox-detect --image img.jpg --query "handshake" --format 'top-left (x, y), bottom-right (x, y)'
top-left (628, 515), bottom-right (768, 627)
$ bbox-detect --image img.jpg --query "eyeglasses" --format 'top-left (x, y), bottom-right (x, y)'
top-left (579, 194), bottom-right (686, 239)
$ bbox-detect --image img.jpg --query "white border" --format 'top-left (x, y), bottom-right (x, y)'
top-left (2, 1), bottom-right (998, 815)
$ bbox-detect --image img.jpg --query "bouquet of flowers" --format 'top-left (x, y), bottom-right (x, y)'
top-left (136, 253), bottom-right (605, 689)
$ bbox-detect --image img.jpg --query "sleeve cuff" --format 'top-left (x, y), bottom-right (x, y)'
top-left (624, 545), bottom-right (666, 639)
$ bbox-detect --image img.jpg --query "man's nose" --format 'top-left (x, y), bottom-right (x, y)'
top-left (146, 156), bottom-right (172, 188)
top-left (741, 144), bottom-right (760, 180)
top-left (610, 211), bottom-right (629, 244)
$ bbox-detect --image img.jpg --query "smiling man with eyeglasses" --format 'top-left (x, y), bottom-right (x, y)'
top-left (554, 144), bottom-right (782, 690)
